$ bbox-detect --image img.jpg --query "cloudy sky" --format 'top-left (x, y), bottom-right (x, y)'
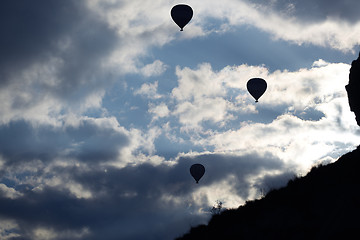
top-left (1, 0), bottom-right (360, 239)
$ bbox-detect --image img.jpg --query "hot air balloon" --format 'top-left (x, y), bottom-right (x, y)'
top-left (247, 78), bottom-right (267, 102)
top-left (171, 4), bottom-right (193, 31)
top-left (190, 163), bottom-right (205, 183)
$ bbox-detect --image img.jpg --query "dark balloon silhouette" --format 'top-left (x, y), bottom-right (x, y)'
top-left (345, 52), bottom-right (360, 126)
top-left (171, 4), bottom-right (193, 31)
top-left (247, 78), bottom-right (267, 102)
top-left (190, 164), bottom-right (205, 183)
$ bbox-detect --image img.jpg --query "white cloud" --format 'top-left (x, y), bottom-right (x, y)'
top-left (149, 102), bottom-right (170, 120)
top-left (153, 0), bottom-right (360, 52)
top-left (32, 227), bottom-right (90, 240)
top-left (88, 0), bottom-right (205, 75)
top-left (0, 218), bottom-right (21, 240)
top-left (204, 113), bottom-right (358, 172)
top-left (203, 0), bottom-right (360, 51)
top-left (168, 60), bottom-right (359, 174)
top-left (134, 81), bottom-right (162, 99)
top-left (173, 97), bottom-right (230, 130)
top-left (36, 176), bottom-right (93, 199)
top-left (0, 184), bottom-right (23, 199)
top-left (140, 60), bottom-right (167, 77)
top-left (252, 10), bottom-right (360, 52)
top-left (2, 0), bottom-right (358, 127)
top-left (0, 2), bottom-right (114, 126)
top-left (171, 60), bottom-right (352, 124)
top-left (190, 175), bottom-right (246, 209)
top-left (172, 63), bottom-right (226, 101)
top-left (250, 0), bottom-right (360, 23)
top-left (171, 63), bottom-right (234, 130)
top-left (0, 60), bottom-right (62, 125)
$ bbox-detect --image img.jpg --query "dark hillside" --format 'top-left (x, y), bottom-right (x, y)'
top-left (176, 146), bottom-right (360, 239)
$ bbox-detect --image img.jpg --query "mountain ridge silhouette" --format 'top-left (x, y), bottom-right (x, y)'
top-left (176, 147), bottom-right (360, 239)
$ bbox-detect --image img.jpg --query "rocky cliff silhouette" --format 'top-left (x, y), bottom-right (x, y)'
top-left (346, 53), bottom-right (360, 125)
top-left (176, 55), bottom-right (360, 240)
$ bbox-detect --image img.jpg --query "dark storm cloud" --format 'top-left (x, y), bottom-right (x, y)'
top-left (0, 151), bottom-right (289, 239)
top-left (0, 184), bottom-right (193, 240)
top-left (179, 153), bottom-right (285, 198)
top-left (64, 120), bottom-right (129, 162)
top-left (0, 0), bottom-right (80, 86)
top-left (0, 0), bottom-right (118, 101)
top-left (0, 121), bottom-right (63, 164)
top-left (0, 120), bottom-right (129, 166)
top-left (0, 164), bottom-right (193, 239)
top-left (73, 152), bottom-right (286, 202)
top-left (251, 0), bottom-right (360, 22)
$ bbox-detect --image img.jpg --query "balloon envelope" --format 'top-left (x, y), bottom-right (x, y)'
top-left (190, 164), bottom-right (205, 183)
top-left (171, 4), bottom-right (193, 31)
top-left (247, 78), bottom-right (267, 102)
